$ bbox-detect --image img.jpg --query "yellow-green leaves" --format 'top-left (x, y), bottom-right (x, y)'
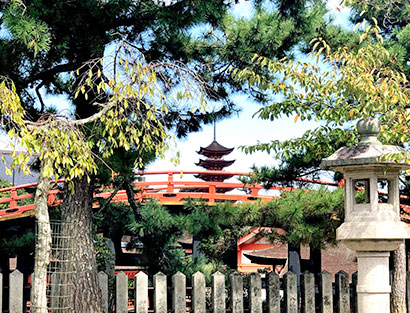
top-left (1, 42), bottom-right (208, 185)
top-left (230, 21), bottom-right (410, 158)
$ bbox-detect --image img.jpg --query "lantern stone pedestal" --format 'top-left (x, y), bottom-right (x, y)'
top-left (321, 117), bottom-right (410, 313)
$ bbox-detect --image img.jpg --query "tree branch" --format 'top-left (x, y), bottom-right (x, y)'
top-left (21, 62), bottom-right (82, 89)
top-left (24, 101), bottom-right (113, 128)
top-left (35, 81), bottom-right (46, 113)
top-left (122, 180), bottom-right (143, 221)
top-left (97, 176), bottom-right (126, 213)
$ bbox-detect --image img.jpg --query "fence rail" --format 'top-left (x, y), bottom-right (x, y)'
top-left (2, 269), bottom-right (409, 313)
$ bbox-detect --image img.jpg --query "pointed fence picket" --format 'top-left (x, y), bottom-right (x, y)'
top-left (0, 272), bottom-right (2, 313)
top-left (9, 269), bottom-right (23, 313)
top-left (319, 271), bottom-right (333, 313)
top-left (212, 271), bottom-right (225, 313)
top-left (173, 271), bottom-right (186, 313)
top-left (301, 271), bottom-right (315, 313)
top-left (284, 271), bottom-right (298, 313)
top-left (192, 271), bottom-right (206, 313)
top-left (230, 272), bottom-right (244, 313)
top-left (5, 269), bottom-right (410, 312)
top-left (335, 271), bottom-right (350, 313)
top-left (115, 271), bottom-right (128, 313)
top-left (153, 272), bottom-right (167, 313)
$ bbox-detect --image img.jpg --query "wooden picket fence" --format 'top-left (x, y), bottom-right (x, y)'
top-left (1, 269), bottom-right (409, 313)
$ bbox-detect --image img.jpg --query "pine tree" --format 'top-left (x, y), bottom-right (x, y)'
top-left (1, 1), bottom-right (331, 311)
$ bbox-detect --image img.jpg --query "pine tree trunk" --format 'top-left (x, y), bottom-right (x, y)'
top-left (308, 244), bottom-right (322, 276)
top-left (31, 167), bottom-right (51, 313)
top-left (288, 243), bottom-right (301, 287)
top-left (391, 242), bottom-right (407, 313)
top-left (0, 255), bottom-right (10, 310)
top-left (62, 175), bottom-right (102, 313)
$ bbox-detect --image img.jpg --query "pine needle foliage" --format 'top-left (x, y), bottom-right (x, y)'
top-left (2, 0), bottom-right (51, 55)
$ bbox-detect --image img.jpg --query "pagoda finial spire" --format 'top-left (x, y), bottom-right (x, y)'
top-left (213, 119), bottom-right (216, 141)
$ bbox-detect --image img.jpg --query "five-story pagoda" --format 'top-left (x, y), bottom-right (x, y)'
top-left (195, 139), bottom-right (235, 182)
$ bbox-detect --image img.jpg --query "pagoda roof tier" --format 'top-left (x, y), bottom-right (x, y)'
top-left (197, 140), bottom-right (234, 158)
top-left (187, 187), bottom-right (235, 194)
top-left (194, 173), bottom-right (234, 182)
top-left (196, 159), bottom-right (235, 170)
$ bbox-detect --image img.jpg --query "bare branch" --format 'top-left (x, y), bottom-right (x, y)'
top-left (35, 81), bottom-right (46, 113)
top-left (24, 101), bottom-right (113, 128)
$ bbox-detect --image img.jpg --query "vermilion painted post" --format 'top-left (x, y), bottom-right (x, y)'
top-left (10, 188), bottom-right (17, 209)
top-left (209, 184), bottom-right (216, 203)
top-left (167, 172), bottom-right (174, 192)
top-left (47, 191), bottom-right (57, 206)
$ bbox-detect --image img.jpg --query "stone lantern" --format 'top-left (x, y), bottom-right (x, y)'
top-left (321, 117), bottom-right (410, 313)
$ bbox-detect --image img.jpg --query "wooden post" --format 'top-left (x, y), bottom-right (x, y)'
top-left (0, 272), bottom-right (2, 312)
top-left (212, 272), bottom-right (225, 313)
top-left (116, 272), bottom-right (128, 313)
top-left (167, 173), bottom-right (174, 192)
top-left (230, 273), bottom-right (243, 313)
top-left (335, 271), bottom-right (350, 313)
top-left (209, 185), bottom-right (216, 204)
top-left (406, 271), bottom-right (410, 313)
top-left (50, 272), bottom-right (58, 311)
top-left (98, 272), bottom-right (109, 313)
top-left (9, 270), bottom-right (23, 313)
top-left (319, 271), bottom-right (333, 313)
top-left (172, 272), bottom-right (186, 313)
top-left (154, 272), bottom-right (167, 313)
top-left (284, 271), bottom-right (298, 313)
top-left (192, 272), bottom-right (206, 313)
top-left (266, 272), bottom-right (280, 313)
top-left (352, 272), bottom-right (358, 313)
top-left (301, 271), bottom-right (315, 313)
top-left (249, 273), bottom-right (262, 313)
top-left (10, 188), bottom-right (17, 209)
top-left (135, 272), bottom-right (148, 313)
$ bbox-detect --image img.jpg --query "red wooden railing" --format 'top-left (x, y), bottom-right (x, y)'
top-left (0, 170), bottom-right (382, 222)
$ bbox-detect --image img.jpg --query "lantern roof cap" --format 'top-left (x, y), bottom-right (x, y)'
top-left (321, 117), bottom-right (410, 170)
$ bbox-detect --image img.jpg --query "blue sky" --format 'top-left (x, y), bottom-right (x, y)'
top-left (145, 0), bottom-right (352, 177)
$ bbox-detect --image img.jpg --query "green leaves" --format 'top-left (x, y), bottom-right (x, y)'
top-left (232, 23), bottom-right (410, 159)
top-left (1, 40), bottom-right (211, 186)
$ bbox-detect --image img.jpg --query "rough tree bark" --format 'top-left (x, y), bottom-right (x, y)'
top-left (391, 242), bottom-right (407, 313)
top-left (31, 163), bottom-right (51, 313)
top-left (62, 175), bottom-right (102, 313)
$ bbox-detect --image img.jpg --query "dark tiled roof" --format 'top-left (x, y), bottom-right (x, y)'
top-left (194, 173), bottom-right (234, 182)
top-left (197, 140), bottom-right (234, 158)
top-left (196, 158), bottom-right (235, 170)
top-left (244, 245), bottom-right (288, 260)
top-left (243, 244), bottom-right (310, 260)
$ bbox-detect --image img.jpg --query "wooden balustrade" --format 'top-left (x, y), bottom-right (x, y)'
top-left (0, 171), bottom-right (341, 221)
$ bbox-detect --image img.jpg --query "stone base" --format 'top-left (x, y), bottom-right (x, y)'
top-left (341, 239), bottom-right (404, 252)
top-left (356, 251), bottom-right (391, 313)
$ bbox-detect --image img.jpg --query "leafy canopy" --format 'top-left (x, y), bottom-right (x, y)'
top-left (0, 43), bottom-right (206, 184)
top-left (232, 22), bottom-right (410, 161)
